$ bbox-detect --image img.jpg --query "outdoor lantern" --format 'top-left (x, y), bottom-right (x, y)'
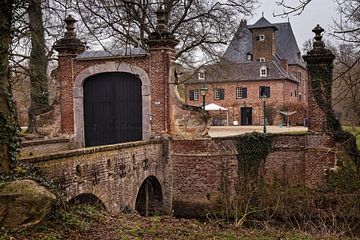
top-left (198, 69), bottom-right (207, 110)
top-left (200, 84), bottom-right (208, 110)
top-left (261, 93), bottom-right (267, 133)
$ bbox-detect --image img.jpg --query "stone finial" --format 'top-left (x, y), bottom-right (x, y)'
top-left (53, 15), bottom-right (85, 54)
top-left (155, 7), bottom-right (168, 33)
top-left (146, 7), bottom-right (179, 48)
top-left (312, 24), bottom-right (325, 49)
top-left (303, 24), bottom-right (334, 60)
top-left (64, 15), bottom-right (77, 38)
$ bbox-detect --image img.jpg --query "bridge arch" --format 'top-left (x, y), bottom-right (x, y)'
top-left (135, 176), bottom-right (164, 216)
top-left (73, 62), bottom-right (151, 147)
top-left (68, 193), bottom-right (106, 210)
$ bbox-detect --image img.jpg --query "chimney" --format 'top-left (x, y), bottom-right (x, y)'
top-left (280, 59), bottom-right (288, 73)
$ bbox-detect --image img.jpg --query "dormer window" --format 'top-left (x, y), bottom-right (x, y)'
top-left (260, 66), bottom-right (267, 77)
top-left (246, 53), bottom-right (252, 61)
top-left (198, 72), bottom-right (205, 80)
top-left (256, 34), bottom-right (265, 41)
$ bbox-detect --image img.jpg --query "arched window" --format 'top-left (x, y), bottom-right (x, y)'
top-left (260, 66), bottom-right (267, 77)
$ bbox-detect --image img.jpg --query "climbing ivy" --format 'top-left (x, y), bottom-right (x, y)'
top-left (234, 133), bottom-right (272, 187)
top-left (0, 83), bottom-right (20, 174)
top-left (308, 60), bottom-right (360, 173)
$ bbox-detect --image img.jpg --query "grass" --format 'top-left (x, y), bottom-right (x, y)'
top-left (0, 202), bottom-right (355, 240)
top-left (343, 126), bottom-right (360, 149)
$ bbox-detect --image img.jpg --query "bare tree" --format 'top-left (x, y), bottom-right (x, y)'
top-left (74, 0), bottom-right (258, 66)
top-left (26, 0), bottom-right (49, 133)
top-left (333, 44), bottom-right (360, 128)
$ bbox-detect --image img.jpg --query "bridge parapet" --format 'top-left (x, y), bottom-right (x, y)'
top-left (21, 139), bottom-right (171, 214)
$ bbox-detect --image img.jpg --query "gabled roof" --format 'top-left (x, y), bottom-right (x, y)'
top-left (248, 17), bottom-right (278, 31)
top-left (223, 18), bottom-right (305, 68)
top-left (186, 60), bottom-right (298, 84)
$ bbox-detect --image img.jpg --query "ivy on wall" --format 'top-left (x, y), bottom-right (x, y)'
top-left (308, 60), bottom-right (360, 173)
top-left (234, 133), bottom-right (272, 187)
top-left (0, 84), bottom-right (20, 174)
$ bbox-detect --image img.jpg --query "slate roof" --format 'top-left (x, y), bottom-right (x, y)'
top-left (223, 20), bottom-right (252, 63)
top-left (76, 47), bottom-right (148, 60)
top-left (274, 22), bottom-right (304, 67)
top-left (248, 17), bottom-right (278, 30)
top-left (223, 18), bottom-right (305, 68)
top-left (186, 60), bottom-right (298, 84)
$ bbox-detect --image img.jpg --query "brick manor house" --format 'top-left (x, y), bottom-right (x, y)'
top-left (184, 17), bottom-right (308, 126)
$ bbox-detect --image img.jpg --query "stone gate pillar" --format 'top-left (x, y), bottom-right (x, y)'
top-left (146, 8), bottom-right (179, 135)
top-left (302, 25), bottom-right (336, 188)
top-left (303, 25), bottom-right (335, 132)
top-left (53, 15), bottom-right (85, 134)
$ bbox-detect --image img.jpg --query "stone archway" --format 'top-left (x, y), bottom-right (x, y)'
top-left (135, 176), bottom-right (164, 216)
top-left (73, 62), bottom-right (151, 147)
top-left (68, 193), bottom-right (106, 210)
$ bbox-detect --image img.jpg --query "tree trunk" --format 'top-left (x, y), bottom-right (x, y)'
top-left (0, 0), bottom-right (19, 175)
top-left (26, 0), bottom-right (49, 133)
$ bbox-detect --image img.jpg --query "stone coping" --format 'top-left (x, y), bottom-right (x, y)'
top-left (21, 138), bottom-right (70, 147)
top-left (20, 139), bottom-right (162, 163)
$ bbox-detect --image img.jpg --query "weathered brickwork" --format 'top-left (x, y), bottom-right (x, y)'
top-left (20, 138), bottom-right (71, 158)
top-left (21, 140), bottom-right (172, 213)
top-left (251, 28), bottom-right (277, 61)
top-left (170, 133), bottom-right (336, 216)
top-left (57, 55), bottom-right (77, 133)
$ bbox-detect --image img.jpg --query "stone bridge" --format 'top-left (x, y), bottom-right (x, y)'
top-left (20, 132), bottom-right (335, 217)
top-left (21, 139), bottom-right (172, 216)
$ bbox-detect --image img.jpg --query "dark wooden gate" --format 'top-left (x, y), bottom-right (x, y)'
top-left (84, 72), bottom-right (142, 147)
top-left (240, 107), bottom-right (252, 125)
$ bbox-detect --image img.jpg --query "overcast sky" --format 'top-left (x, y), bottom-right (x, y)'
top-left (251, 0), bottom-right (339, 51)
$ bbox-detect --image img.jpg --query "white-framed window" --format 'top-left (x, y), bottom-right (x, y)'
top-left (198, 72), bottom-right (205, 80)
top-left (260, 66), bottom-right (267, 77)
top-left (259, 86), bottom-right (270, 98)
top-left (214, 88), bottom-right (225, 100)
top-left (257, 58), bottom-right (265, 62)
top-left (236, 87), bottom-right (247, 99)
top-left (189, 89), bottom-right (199, 101)
top-left (257, 34), bottom-right (265, 41)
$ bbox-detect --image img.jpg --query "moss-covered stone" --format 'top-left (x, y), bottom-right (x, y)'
top-left (0, 179), bottom-right (56, 230)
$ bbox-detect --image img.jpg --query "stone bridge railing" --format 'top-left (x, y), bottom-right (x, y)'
top-left (20, 139), bottom-right (171, 214)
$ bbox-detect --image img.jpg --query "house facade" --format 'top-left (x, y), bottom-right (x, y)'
top-left (184, 17), bottom-right (308, 126)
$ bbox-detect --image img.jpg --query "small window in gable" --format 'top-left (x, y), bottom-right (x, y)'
top-left (256, 34), bottom-right (265, 41)
top-left (257, 58), bottom-right (265, 62)
top-left (246, 53), bottom-right (252, 61)
top-left (260, 66), bottom-right (267, 77)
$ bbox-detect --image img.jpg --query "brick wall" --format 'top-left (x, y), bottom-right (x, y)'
top-left (185, 80), bottom-right (301, 125)
top-left (170, 133), bottom-right (335, 217)
top-left (251, 28), bottom-right (276, 61)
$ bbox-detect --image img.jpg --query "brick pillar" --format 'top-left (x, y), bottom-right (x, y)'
top-left (303, 25), bottom-right (335, 132)
top-left (53, 15), bottom-right (85, 134)
top-left (303, 25), bottom-right (336, 188)
top-left (146, 8), bottom-right (179, 135)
